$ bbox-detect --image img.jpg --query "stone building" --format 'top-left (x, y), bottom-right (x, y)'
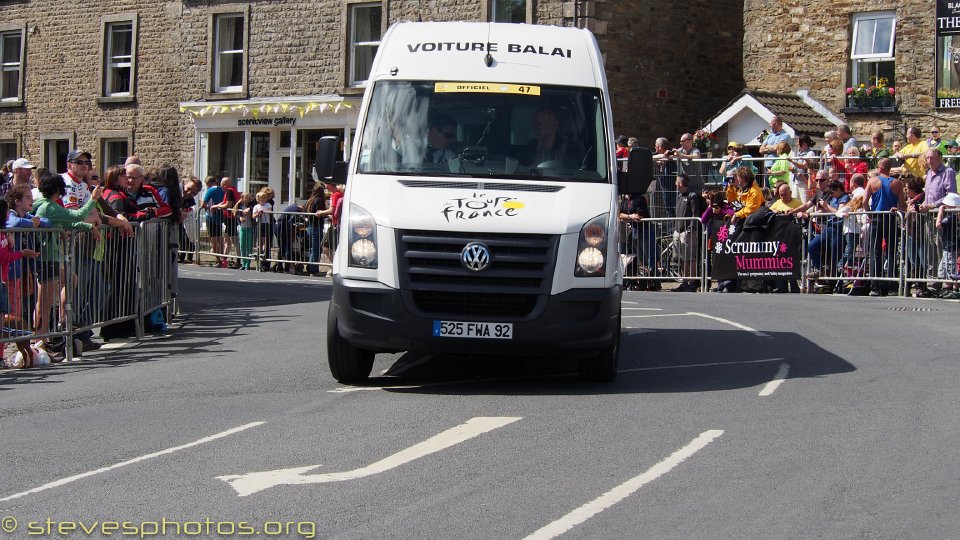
top-left (0, 0), bottom-right (743, 204)
top-left (742, 1), bottom-right (958, 147)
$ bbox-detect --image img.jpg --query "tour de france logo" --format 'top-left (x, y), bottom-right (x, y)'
top-left (441, 193), bottom-right (525, 222)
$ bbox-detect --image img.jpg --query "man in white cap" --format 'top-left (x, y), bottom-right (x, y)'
top-left (2, 157), bottom-right (35, 197)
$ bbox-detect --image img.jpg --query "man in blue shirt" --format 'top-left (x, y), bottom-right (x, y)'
top-left (758, 115), bottom-right (791, 185)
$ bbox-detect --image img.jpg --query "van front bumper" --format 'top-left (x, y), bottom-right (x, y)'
top-left (331, 276), bottom-right (621, 356)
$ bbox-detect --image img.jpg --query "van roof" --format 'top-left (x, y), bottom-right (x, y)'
top-left (370, 22), bottom-right (603, 89)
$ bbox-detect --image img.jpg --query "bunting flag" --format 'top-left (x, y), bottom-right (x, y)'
top-left (180, 101), bottom-right (353, 121)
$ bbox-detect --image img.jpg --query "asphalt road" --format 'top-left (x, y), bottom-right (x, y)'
top-left (1, 267), bottom-right (958, 539)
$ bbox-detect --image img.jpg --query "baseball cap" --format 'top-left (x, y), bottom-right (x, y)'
top-left (12, 157), bottom-right (35, 170)
top-left (66, 149), bottom-right (92, 162)
top-left (727, 141), bottom-right (740, 149)
top-left (945, 139), bottom-right (958, 148)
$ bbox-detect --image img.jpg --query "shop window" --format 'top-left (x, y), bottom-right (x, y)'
top-left (249, 131), bottom-right (269, 196)
top-left (207, 132), bottom-right (244, 182)
top-left (348, 3), bottom-right (382, 87)
top-left (101, 17), bottom-right (137, 98)
top-left (212, 12), bottom-right (247, 94)
top-left (490, 0), bottom-right (526, 23)
top-left (298, 129), bottom-right (343, 199)
top-left (0, 27), bottom-right (24, 103)
top-left (850, 12), bottom-right (896, 90)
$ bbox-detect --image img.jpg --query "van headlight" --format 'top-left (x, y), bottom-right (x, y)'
top-left (575, 213), bottom-right (607, 277)
top-left (348, 204), bottom-right (378, 269)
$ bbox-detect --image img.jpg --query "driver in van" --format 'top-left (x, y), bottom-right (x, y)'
top-left (424, 111), bottom-right (458, 164)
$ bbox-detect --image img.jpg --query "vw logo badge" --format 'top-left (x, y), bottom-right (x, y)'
top-left (461, 242), bottom-right (491, 272)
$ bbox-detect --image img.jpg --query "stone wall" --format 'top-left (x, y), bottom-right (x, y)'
top-left (0, 0), bottom-right (745, 174)
top-left (743, 0), bottom-right (958, 143)
top-left (596, 0), bottom-right (745, 147)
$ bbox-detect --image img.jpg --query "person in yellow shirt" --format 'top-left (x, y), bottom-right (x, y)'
top-left (725, 166), bottom-right (765, 225)
top-left (769, 181), bottom-right (802, 213)
top-left (896, 126), bottom-right (929, 178)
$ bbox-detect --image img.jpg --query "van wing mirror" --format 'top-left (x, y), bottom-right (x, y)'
top-left (620, 147), bottom-right (653, 195)
top-left (314, 136), bottom-right (348, 185)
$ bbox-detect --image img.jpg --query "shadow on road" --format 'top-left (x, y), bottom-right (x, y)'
top-left (352, 328), bottom-right (856, 396)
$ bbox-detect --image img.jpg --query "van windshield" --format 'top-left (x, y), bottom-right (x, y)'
top-left (356, 80), bottom-right (610, 183)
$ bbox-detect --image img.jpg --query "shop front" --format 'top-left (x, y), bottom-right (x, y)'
top-left (180, 96), bottom-right (360, 204)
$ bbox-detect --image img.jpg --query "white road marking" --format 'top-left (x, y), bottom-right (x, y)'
top-left (623, 313), bottom-right (697, 319)
top-left (523, 429), bottom-right (724, 540)
top-left (0, 422), bottom-right (265, 503)
top-left (98, 340), bottom-right (134, 351)
top-left (329, 385), bottom-right (423, 393)
top-left (218, 416), bottom-right (521, 497)
top-left (622, 307), bottom-right (663, 311)
top-left (618, 357), bottom-right (784, 373)
top-left (758, 362), bottom-right (790, 397)
top-left (687, 312), bottom-right (769, 337)
top-left (622, 311), bottom-right (767, 337)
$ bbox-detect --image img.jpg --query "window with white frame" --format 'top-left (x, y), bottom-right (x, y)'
top-left (348, 3), bottom-right (381, 87)
top-left (850, 11), bottom-right (896, 90)
top-left (0, 140), bottom-right (17, 165)
top-left (0, 29), bottom-right (24, 102)
top-left (44, 139), bottom-right (70, 174)
top-left (101, 138), bottom-right (129, 169)
top-left (490, 0), bottom-right (526, 23)
top-left (104, 21), bottom-right (133, 96)
top-left (213, 13), bottom-right (245, 93)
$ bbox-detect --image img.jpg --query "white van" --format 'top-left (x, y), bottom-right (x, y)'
top-left (317, 22), bottom-right (651, 383)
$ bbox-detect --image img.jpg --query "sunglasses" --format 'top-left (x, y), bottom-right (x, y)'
top-left (71, 159), bottom-right (93, 166)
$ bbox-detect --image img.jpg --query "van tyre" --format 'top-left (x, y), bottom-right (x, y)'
top-left (578, 314), bottom-right (620, 382)
top-left (326, 302), bottom-right (374, 383)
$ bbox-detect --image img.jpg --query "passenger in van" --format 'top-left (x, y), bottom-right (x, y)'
top-left (522, 106), bottom-right (569, 167)
top-left (424, 111), bottom-right (458, 164)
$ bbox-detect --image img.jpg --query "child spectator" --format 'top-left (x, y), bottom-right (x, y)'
top-left (6, 184), bottom-right (49, 329)
top-left (253, 189), bottom-right (273, 272)
top-left (235, 192), bottom-right (255, 270)
top-left (0, 198), bottom-right (40, 367)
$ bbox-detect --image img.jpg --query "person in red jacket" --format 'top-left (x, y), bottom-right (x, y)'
top-left (842, 147), bottom-right (869, 192)
top-left (123, 164), bottom-right (171, 221)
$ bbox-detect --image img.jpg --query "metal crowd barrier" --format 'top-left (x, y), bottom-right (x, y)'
top-left (904, 207), bottom-right (960, 295)
top-left (1, 219), bottom-right (177, 366)
top-left (804, 210), bottom-right (904, 295)
top-left (187, 207), bottom-right (336, 275)
top-left (619, 217), bottom-right (707, 291)
top-left (619, 209), bottom-right (960, 296)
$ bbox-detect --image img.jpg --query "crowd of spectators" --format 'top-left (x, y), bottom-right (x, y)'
top-left (619, 120), bottom-right (960, 297)
top-left (195, 176), bottom-right (343, 275)
top-left (0, 152), bottom-right (181, 368)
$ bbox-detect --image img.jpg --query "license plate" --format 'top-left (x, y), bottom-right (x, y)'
top-left (433, 320), bottom-right (513, 339)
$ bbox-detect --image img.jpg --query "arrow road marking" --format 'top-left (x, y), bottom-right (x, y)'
top-left (218, 416), bottom-right (522, 497)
